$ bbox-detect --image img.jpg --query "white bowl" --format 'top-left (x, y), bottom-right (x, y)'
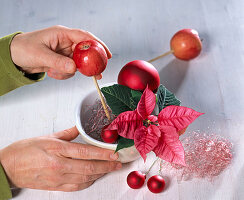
top-left (75, 82), bottom-right (141, 163)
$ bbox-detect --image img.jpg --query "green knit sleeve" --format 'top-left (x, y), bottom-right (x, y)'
top-left (0, 32), bottom-right (45, 96)
top-left (0, 163), bottom-right (11, 200)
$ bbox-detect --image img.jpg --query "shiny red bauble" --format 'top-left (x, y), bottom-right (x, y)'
top-left (147, 175), bottom-right (165, 193)
top-left (101, 125), bottom-right (119, 143)
top-left (127, 171), bottom-right (146, 189)
top-left (170, 29), bottom-right (202, 60)
top-left (73, 40), bottom-right (108, 76)
top-left (118, 60), bottom-right (160, 92)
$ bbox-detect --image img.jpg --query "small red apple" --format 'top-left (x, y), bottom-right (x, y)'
top-left (170, 29), bottom-right (202, 60)
top-left (118, 60), bottom-right (160, 92)
top-left (101, 125), bottom-right (119, 143)
top-left (73, 40), bottom-right (108, 76)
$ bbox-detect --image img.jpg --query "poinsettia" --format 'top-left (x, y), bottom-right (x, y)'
top-left (107, 86), bottom-right (204, 165)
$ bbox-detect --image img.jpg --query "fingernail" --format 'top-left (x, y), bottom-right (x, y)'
top-left (116, 163), bottom-right (122, 170)
top-left (65, 62), bottom-right (74, 73)
top-left (110, 153), bottom-right (119, 160)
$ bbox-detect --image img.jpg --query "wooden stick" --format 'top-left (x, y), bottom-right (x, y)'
top-left (148, 49), bottom-right (174, 63)
top-left (92, 76), bottom-right (111, 121)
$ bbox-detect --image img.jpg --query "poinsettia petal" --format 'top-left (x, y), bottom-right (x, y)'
top-left (153, 126), bottom-right (186, 166)
top-left (107, 110), bottom-right (143, 139)
top-left (134, 125), bottom-right (161, 162)
top-left (158, 105), bottom-right (204, 131)
top-left (137, 86), bottom-right (156, 119)
top-left (148, 115), bottom-right (158, 122)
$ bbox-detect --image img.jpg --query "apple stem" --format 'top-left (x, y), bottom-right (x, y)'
top-left (145, 157), bottom-right (160, 175)
top-left (92, 76), bottom-right (111, 121)
top-left (148, 50), bottom-right (174, 63)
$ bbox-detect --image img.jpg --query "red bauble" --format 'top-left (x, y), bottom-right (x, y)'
top-left (147, 175), bottom-right (165, 193)
top-left (101, 125), bottom-right (119, 143)
top-left (127, 171), bottom-right (146, 189)
top-left (73, 40), bottom-right (108, 76)
top-left (118, 60), bottom-right (160, 92)
top-left (170, 29), bottom-right (202, 60)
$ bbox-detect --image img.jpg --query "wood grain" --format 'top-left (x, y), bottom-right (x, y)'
top-left (0, 0), bottom-right (243, 199)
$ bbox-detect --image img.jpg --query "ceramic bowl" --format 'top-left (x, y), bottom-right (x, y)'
top-left (75, 83), bottom-right (141, 163)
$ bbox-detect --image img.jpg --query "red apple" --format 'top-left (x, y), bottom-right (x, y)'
top-left (73, 40), bottom-right (108, 76)
top-left (118, 60), bottom-right (160, 92)
top-left (170, 29), bottom-right (202, 60)
top-left (101, 125), bottom-right (119, 143)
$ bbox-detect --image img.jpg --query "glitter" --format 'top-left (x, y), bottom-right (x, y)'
top-left (160, 132), bottom-right (233, 181)
top-left (84, 100), bottom-right (115, 142)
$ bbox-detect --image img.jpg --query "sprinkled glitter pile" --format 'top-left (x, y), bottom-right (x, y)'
top-left (84, 100), bottom-right (115, 141)
top-left (160, 132), bottom-right (233, 181)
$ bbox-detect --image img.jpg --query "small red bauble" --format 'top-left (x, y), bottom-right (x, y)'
top-left (147, 175), bottom-right (165, 193)
top-left (118, 60), bottom-right (160, 92)
top-left (127, 171), bottom-right (146, 189)
top-left (170, 29), bottom-right (202, 60)
top-left (73, 40), bottom-right (108, 76)
top-left (101, 125), bottom-right (119, 143)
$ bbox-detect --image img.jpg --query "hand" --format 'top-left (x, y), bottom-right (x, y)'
top-left (0, 127), bottom-right (121, 192)
top-left (10, 25), bottom-right (112, 80)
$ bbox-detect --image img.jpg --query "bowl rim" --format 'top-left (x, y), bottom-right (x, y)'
top-left (75, 82), bottom-right (118, 149)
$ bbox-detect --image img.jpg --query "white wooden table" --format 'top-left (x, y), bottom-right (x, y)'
top-left (1, 0), bottom-right (244, 199)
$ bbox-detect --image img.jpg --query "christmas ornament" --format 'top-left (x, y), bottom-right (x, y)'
top-left (147, 175), bottom-right (165, 193)
top-left (118, 60), bottom-right (160, 92)
top-left (127, 171), bottom-right (146, 189)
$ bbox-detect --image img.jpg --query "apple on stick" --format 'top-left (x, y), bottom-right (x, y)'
top-left (73, 40), bottom-right (111, 120)
top-left (148, 28), bottom-right (202, 63)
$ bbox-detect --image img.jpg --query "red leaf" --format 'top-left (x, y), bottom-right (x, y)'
top-left (153, 126), bottom-right (186, 166)
top-left (107, 110), bottom-right (143, 139)
top-left (148, 115), bottom-right (158, 122)
top-left (158, 105), bottom-right (204, 131)
top-left (137, 86), bottom-right (156, 119)
top-left (134, 125), bottom-right (161, 162)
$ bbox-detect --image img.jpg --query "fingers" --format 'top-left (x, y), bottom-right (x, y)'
top-left (52, 181), bottom-right (95, 192)
top-left (59, 142), bottom-right (119, 161)
top-left (69, 28), bottom-right (112, 59)
top-left (61, 173), bottom-right (105, 184)
top-left (47, 69), bottom-right (75, 80)
top-left (64, 159), bottom-right (122, 175)
top-left (50, 127), bottom-right (79, 141)
top-left (41, 47), bottom-right (77, 74)
top-left (95, 74), bottom-right (102, 80)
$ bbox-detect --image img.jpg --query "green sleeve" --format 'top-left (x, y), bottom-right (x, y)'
top-left (0, 164), bottom-right (11, 200)
top-left (0, 32), bottom-right (45, 96)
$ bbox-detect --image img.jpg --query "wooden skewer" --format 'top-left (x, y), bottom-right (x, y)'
top-left (148, 50), bottom-right (174, 63)
top-left (92, 76), bottom-right (111, 121)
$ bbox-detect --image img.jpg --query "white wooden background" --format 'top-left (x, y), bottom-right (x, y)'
top-left (0, 0), bottom-right (244, 199)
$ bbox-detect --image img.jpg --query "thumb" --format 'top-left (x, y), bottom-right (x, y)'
top-left (50, 127), bottom-right (80, 141)
top-left (40, 47), bottom-right (76, 74)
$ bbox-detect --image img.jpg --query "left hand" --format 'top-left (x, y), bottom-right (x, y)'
top-left (10, 25), bottom-right (112, 80)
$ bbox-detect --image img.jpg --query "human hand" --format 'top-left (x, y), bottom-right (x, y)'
top-left (0, 127), bottom-right (121, 192)
top-left (10, 25), bottom-right (112, 80)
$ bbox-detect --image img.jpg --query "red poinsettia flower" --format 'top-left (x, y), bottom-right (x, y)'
top-left (107, 86), bottom-right (203, 165)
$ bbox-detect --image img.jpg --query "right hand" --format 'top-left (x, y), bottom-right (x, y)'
top-left (0, 127), bottom-right (122, 192)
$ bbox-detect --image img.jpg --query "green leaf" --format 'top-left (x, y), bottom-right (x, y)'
top-left (101, 84), bottom-right (135, 115)
top-left (130, 90), bottom-right (142, 110)
top-left (115, 137), bottom-right (134, 152)
top-left (157, 84), bottom-right (181, 112)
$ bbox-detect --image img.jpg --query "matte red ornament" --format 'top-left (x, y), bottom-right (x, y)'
top-left (118, 60), bottom-right (160, 92)
top-left (73, 40), bottom-right (108, 76)
top-left (170, 29), bottom-right (202, 60)
top-left (127, 171), bottom-right (146, 189)
top-left (147, 175), bottom-right (165, 193)
top-left (101, 125), bottom-right (118, 143)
